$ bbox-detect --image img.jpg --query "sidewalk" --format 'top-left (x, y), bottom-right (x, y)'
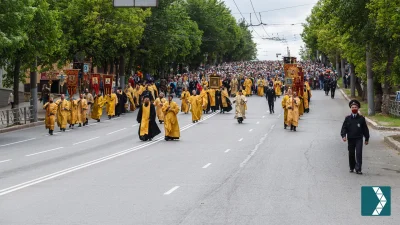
top-left (339, 88), bottom-right (400, 153)
top-left (0, 94), bottom-right (79, 132)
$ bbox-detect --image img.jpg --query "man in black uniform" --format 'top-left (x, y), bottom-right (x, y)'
top-left (330, 76), bottom-right (337, 99)
top-left (340, 100), bottom-right (370, 174)
top-left (265, 86), bottom-right (276, 114)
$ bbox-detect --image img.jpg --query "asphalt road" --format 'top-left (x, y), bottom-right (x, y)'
top-left (0, 90), bottom-right (399, 225)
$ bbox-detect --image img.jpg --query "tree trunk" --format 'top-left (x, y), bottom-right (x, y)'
top-left (109, 59), bottom-right (114, 74)
top-left (30, 57), bottom-right (38, 122)
top-left (13, 56), bottom-right (21, 124)
top-left (381, 52), bottom-right (395, 115)
top-left (374, 82), bottom-right (383, 113)
top-left (362, 82), bottom-right (367, 101)
top-left (350, 63), bottom-right (356, 97)
top-left (355, 77), bottom-right (363, 98)
top-left (119, 54), bottom-right (126, 90)
top-left (127, 49), bottom-right (134, 77)
top-left (335, 53), bottom-right (340, 78)
top-left (115, 60), bottom-right (119, 87)
top-left (341, 58), bottom-right (346, 86)
top-left (366, 47), bottom-right (375, 116)
top-left (102, 61), bottom-right (108, 74)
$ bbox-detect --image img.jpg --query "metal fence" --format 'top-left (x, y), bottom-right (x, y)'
top-left (0, 106), bottom-right (34, 127)
top-left (389, 100), bottom-right (400, 117)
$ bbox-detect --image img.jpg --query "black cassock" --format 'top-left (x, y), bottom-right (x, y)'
top-left (121, 92), bottom-right (127, 114)
top-left (136, 104), bottom-right (161, 141)
top-left (115, 93), bottom-right (122, 116)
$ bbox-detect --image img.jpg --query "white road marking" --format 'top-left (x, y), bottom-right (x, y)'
top-left (0, 138), bottom-right (36, 147)
top-left (224, 149), bottom-right (231, 153)
top-left (107, 128), bottom-right (127, 135)
top-left (256, 121), bottom-right (260, 124)
top-left (132, 124), bottom-right (139, 127)
top-left (271, 125), bottom-right (275, 130)
top-left (278, 114), bottom-right (282, 118)
top-left (66, 130), bottom-right (71, 132)
top-left (238, 138), bottom-right (243, 142)
top-left (164, 186), bottom-right (180, 195)
top-left (0, 112), bottom-right (219, 197)
top-left (249, 129), bottom-right (253, 132)
top-left (72, 137), bottom-right (99, 146)
top-left (26, 147), bottom-right (64, 157)
top-left (0, 159), bottom-right (12, 164)
top-left (262, 116), bottom-right (265, 118)
top-left (202, 163), bottom-right (212, 168)
top-left (240, 132), bottom-right (269, 168)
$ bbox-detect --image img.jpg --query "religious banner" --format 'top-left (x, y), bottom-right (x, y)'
top-left (65, 69), bottom-right (80, 97)
top-left (103, 74), bottom-right (113, 95)
top-left (91, 73), bottom-right (101, 95)
top-left (209, 74), bottom-right (220, 89)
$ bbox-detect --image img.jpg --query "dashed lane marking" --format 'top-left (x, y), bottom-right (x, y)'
top-left (202, 163), bottom-right (212, 168)
top-left (0, 159), bottom-right (12, 164)
top-left (224, 149), bottom-right (231, 153)
top-left (164, 186), bottom-right (180, 195)
top-left (72, 137), bottom-right (99, 146)
top-left (26, 147), bottom-right (64, 157)
top-left (0, 138), bottom-right (36, 147)
top-left (238, 138), bottom-right (243, 142)
top-left (106, 128), bottom-right (127, 135)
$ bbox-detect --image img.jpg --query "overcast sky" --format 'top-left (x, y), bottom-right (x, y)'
top-left (222, 0), bottom-right (316, 61)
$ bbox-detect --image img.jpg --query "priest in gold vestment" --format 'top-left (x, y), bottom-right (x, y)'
top-left (162, 95), bottom-right (180, 141)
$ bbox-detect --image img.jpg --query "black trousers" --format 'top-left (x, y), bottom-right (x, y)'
top-left (348, 138), bottom-right (363, 171)
top-left (331, 88), bottom-right (336, 98)
top-left (268, 100), bottom-right (274, 113)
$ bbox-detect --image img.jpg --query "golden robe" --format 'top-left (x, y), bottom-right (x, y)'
top-left (200, 90), bottom-right (208, 110)
top-left (77, 98), bottom-right (88, 124)
top-left (148, 86), bottom-right (156, 100)
top-left (244, 78), bottom-right (252, 96)
top-left (154, 97), bottom-right (166, 122)
top-left (162, 101), bottom-right (180, 138)
top-left (234, 95), bottom-right (247, 118)
top-left (152, 84), bottom-right (158, 98)
top-left (299, 97), bottom-right (304, 116)
top-left (68, 100), bottom-right (78, 125)
top-left (304, 90), bottom-right (310, 110)
top-left (281, 95), bottom-right (289, 125)
top-left (56, 99), bottom-right (69, 129)
top-left (257, 79), bottom-right (265, 96)
top-left (286, 96), bottom-right (300, 127)
top-left (275, 80), bottom-right (282, 96)
top-left (189, 95), bottom-right (202, 121)
top-left (43, 102), bottom-right (57, 130)
top-left (180, 91), bottom-right (190, 113)
top-left (201, 80), bottom-right (208, 88)
top-left (127, 87), bottom-right (135, 111)
top-left (230, 78), bottom-right (238, 96)
top-left (208, 89), bottom-right (216, 107)
top-left (106, 93), bottom-right (117, 116)
top-left (133, 88), bottom-right (142, 106)
top-left (140, 104), bottom-right (150, 136)
top-left (221, 89), bottom-right (229, 107)
top-left (91, 96), bottom-right (105, 120)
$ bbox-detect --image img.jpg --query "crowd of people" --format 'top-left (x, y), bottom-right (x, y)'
top-left (43, 60), bottom-right (322, 138)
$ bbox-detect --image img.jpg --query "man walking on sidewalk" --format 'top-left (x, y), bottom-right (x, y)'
top-left (341, 100), bottom-right (370, 174)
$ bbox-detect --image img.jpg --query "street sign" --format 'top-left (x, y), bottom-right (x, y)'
top-left (113, 0), bottom-right (158, 7)
top-left (83, 64), bottom-right (89, 73)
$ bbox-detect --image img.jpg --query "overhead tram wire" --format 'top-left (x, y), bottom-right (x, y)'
top-left (249, 0), bottom-right (271, 38)
top-left (231, 0), bottom-right (264, 40)
top-left (232, 3), bottom-right (317, 14)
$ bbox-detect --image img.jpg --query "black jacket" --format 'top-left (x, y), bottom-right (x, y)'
top-left (341, 114), bottom-right (370, 141)
top-left (265, 88), bottom-right (276, 101)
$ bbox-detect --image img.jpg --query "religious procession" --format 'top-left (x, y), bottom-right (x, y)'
top-left (43, 57), bottom-right (315, 140)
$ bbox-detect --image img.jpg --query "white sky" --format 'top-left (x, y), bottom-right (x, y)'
top-left (223, 0), bottom-right (316, 60)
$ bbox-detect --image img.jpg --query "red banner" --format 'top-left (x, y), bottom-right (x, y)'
top-left (66, 69), bottom-right (80, 97)
top-left (91, 74), bottom-right (101, 95)
top-left (103, 74), bottom-right (114, 95)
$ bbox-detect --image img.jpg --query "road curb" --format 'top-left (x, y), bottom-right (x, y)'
top-left (339, 89), bottom-right (400, 131)
top-left (384, 136), bottom-right (400, 153)
top-left (0, 121), bottom-right (44, 134)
